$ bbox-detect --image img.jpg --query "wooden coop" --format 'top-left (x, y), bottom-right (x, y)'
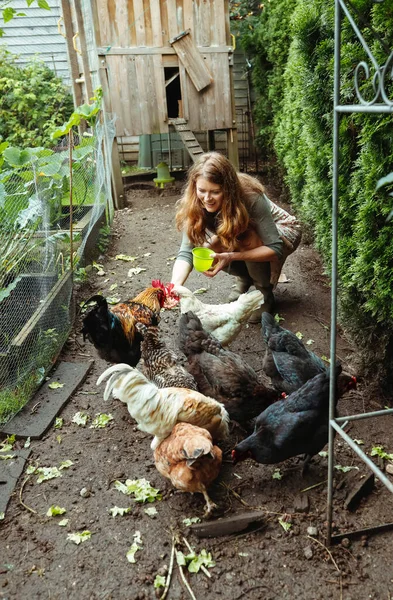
top-left (61, 0), bottom-right (239, 206)
top-left (92, 0), bottom-right (238, 166)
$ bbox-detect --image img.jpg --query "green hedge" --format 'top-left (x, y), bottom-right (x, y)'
top-left (240, 0), bottom-right (393, 386)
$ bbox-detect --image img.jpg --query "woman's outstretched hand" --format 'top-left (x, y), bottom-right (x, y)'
top-left (203, 252), bottom-right (232, 277)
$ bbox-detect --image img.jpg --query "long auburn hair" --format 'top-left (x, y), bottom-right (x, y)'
top-left (175, 152), bottom-right (266, 250)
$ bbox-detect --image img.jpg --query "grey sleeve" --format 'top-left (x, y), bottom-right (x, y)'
top-left (249, 194), bottom-right (283, 259)
top-left (176, 230), bottom-right (194, 266)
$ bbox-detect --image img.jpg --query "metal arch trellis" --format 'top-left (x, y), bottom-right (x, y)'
top-left (327, 0), bottom-right (393, 546)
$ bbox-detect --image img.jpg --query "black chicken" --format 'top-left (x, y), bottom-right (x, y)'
top-left (232, 364), bottom-right (357, 470)
top-left (261, 312), bottom-right (326, 394)
top-left (178, 311), bottom-right (279, 425)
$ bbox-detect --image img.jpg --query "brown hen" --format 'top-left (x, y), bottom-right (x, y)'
top-left (154, 423), bottom-right (222, 516)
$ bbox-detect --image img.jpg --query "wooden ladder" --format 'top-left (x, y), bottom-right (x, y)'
top-left (169, 118), bottom-right (204, 163)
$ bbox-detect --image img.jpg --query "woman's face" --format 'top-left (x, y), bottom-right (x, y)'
top-left (196, 177), bottom-right (224, 213)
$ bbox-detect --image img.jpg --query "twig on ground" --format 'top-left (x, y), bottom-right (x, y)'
top-left (19, 476), bottom-right (37, 514)
top-left (220, 482), bottom-right (250, 507)
top-left (307, 535), bottom-right (341, 572)
top-left (178, 563), bottom-right (197, 600)
top-left (160, 536), bottom-right (175, 600)
top-left (300, 480), bottom-right (327, 493)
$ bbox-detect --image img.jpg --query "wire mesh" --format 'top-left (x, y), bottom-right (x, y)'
top-left (0, 116), bottom-right (115, 425)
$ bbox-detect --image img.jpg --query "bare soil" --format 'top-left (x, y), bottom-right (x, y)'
top-left (1, 179), bottom-right (393, 600)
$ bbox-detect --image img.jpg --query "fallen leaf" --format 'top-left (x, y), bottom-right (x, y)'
top-left (128, 267), bottom-right (146, 276)
top-left (193, 287), bottom-right (208, 295)
top-left (272, 469), bottom-right (282, 480)
top-left (58, 518), bottom-right (69, 527)
top-left (67, 531), bottom-right (92, 545)
top-left (59, 460), bottom-right (73, 470)
top-left (114, 478), bottom-right (161, 503)
top-left (334, 464), bottom-right (359, 472)
top-left (144, 506), bottom-right (157, 517)
top-left (116, 254), bottom-right (139, 262)
top-left (109, 506), bottom-right (132, 517)
top-left (72, 412), bottom-right (89, 426)
top-left (295, 331), bottom-right (303, 340)
top-left (48, 382), bottom-right (64, 390)
top-left (126, 531), bottom-right (143, 563)
top-left (36, 466), bottom-right (62, 483)
top-left (154, 575), bottom-right (166, 588)
top-left (182, 517), bottom-right (201, 526)
top-left (278, 518), bottom-right (292, 532)
top-left (46, 505), bottom-right (66, 517)
top-left (109, 283), bottom-right (118, 291)
top-left (90, 413), bottom-right (113, 429)
top-left (306, 339), bottom-right (314, 346)
top-left (54, 418), bottom-right (63, 429)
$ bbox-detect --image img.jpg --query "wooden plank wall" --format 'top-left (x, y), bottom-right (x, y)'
top-left (0, 0), bottom-right (70, 85)
top-left (119, 48), bottom-right (253, 165)
top-left (91, 0), bottom-right (233, 135)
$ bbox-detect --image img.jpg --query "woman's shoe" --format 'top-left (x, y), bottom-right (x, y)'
top-left (228, 277), bottom-right (252, 302)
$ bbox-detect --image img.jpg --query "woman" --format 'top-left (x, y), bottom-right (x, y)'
top-left (171, 152), bottom-right (301, 321)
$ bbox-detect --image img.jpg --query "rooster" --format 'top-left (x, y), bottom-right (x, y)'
top-left (81, 280), bottom-right (178, 366)
top-left (96, 364), bottom-right (229, 449)
top-left (154, 423), bottom-right (222, 517)
top-left (232, 364), bottom-right (357, 472)
top-left (178, 311), bottom-right (279, 425)
top-left (261, 312), bottom-right (326, 394)
top-left (172, 285), bottom-right (263, 346)
top-left (136, 320), bottom-right (198, 390)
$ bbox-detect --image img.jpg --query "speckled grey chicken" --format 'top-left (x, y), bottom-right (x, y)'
top-left (261, 312), bottom-right (326, 394)
top-left (136, 320), bottom-right (198, 390)
top-left (178, 311), bottom-right (279, 425)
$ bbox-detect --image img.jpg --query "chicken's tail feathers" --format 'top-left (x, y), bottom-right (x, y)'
top-left (261, 312), bottom-right (278, 342)
top-left (83, 294), bottom-right (108, 309)
top-left (236, 290), bottom-right (264, 316)
top-left (96, 363), bottom-right (136, 400)
top-left (178, 311), bottom-right (222, 356)
top-left (178, 311), bottom-right (206, 355)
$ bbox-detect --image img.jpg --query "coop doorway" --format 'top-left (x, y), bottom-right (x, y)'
top-left (165, 67), bottom-right (182, 119)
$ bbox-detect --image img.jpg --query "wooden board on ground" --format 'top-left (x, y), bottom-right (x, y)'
top-left (188, 510), bottom-right (266, 538)
top-left (0, 361), bottom-right (93, 439)
top-left (0, 448), bottom-right (31, 517)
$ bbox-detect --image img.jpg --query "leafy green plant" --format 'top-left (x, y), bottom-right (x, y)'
top-left (0, 48), bottom-right (73, 147)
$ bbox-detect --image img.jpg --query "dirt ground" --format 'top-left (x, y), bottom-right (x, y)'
top-left (1, 177), bottom-right (393, 600)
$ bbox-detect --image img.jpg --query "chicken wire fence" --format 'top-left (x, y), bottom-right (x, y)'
top-left (0, 115), bottom-right (115, 425)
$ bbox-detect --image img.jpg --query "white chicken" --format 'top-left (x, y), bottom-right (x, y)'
top-left (172, 285), bottom-right (264, 346)
top-left (97, 364), bottom-right (229, 449)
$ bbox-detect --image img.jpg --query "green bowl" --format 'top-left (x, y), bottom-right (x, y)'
top-left (192, 247), bottom-right (214, 272)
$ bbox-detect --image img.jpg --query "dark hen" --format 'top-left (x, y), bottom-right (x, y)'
top-left (232, 364), bottom-right (357, 470)
top-left (81, 282), bottom-right (178, 366)
top-left (178, 311), bottom-right (278, 425)
top-left (261, 312), bottom-right (326, 394)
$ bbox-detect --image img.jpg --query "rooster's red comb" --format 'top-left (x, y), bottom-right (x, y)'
top-left (151, 279), bottom-right (165, 289)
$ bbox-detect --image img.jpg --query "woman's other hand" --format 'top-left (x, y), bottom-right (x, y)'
top-left (203, 252), bottom-right (233, 277)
